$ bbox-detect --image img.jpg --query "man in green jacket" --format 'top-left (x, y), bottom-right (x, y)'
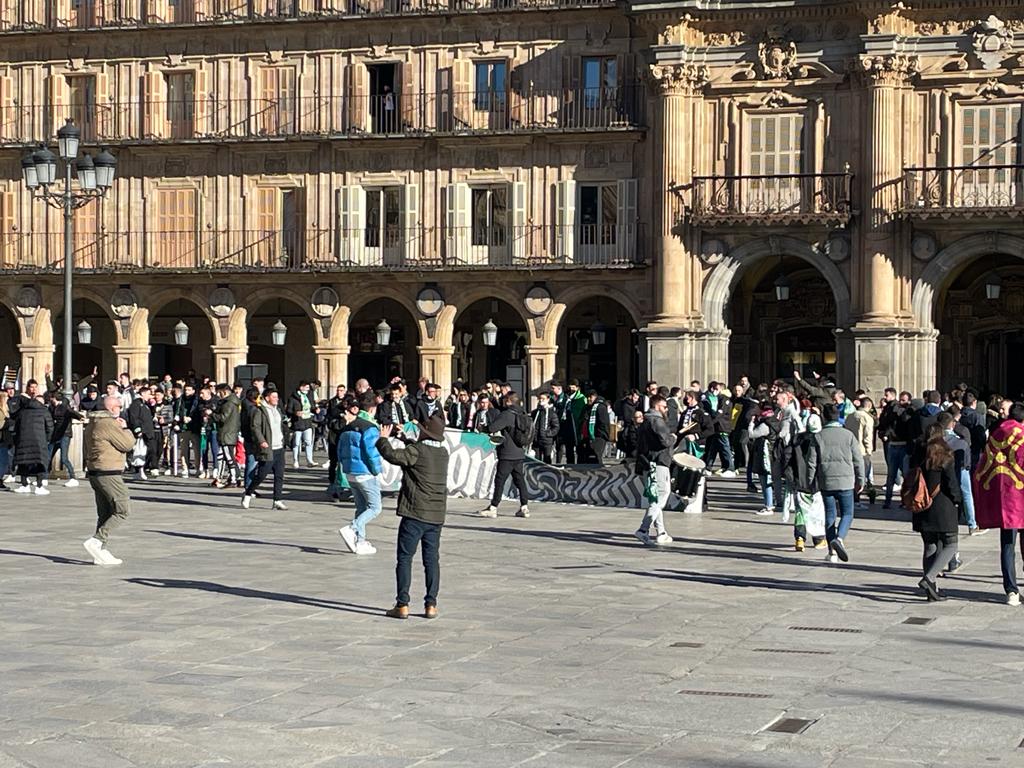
top-left (212, 383), bottom-right (242, 488)
top-left (378, 414), bottom-right (449, 620)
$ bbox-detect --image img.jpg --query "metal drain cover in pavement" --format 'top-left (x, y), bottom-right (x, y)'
top-left (789, 626), bottom-right (864, 634)
top-left (678, 689), bottom-right (772, 699)
top-left (670, 641), bottom-right (705, 648)
top-left (752, 648), bottom-right (833, 655)
top-left (902, 617), bottom-right (935, 625)
top-left (765, 717), bottom-right (817, 734)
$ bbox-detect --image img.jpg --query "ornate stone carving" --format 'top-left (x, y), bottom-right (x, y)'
top-left (911, 233), bottom-right (937, 261)
top-left (825, 234), bottom-right (850, 263)
top-left (14, 286), bottom-right (40, 316)
top-left (973, 15), bottom-right (1014, 70)
top-left (310, 287), bottom-right (340, 318)
top-left (758, 27), bottom-right (798, 80)
top-left (762, 89), bottom-right (802, 109)
top-left (868, 2), bottom-right (914, 36)
top-left (110, 288), bottom-right (138, 318)
top-left (648, 63), bottom-right (709, 96)
top-left (700, 238), bottom-right (728, 266)
top-left (208, 287), bottom-right (236, 318)
top-left (860, 54), bottom-right (920, 86)
top-left (706, 31), bottom-right (746, 47)
top-left (656, 14), bottom-right (697, 47)
top-left (524, 285), bottom-right (552, 316)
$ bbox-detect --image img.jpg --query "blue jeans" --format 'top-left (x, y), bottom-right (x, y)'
top-left (348, 473), bottom-right (382, 541)
top-left (48, 436), bottom-right (75, 479)
top-left (396, 516), bottom-right (442, 608)
top-left (959, 468), bottom-right (977, 529)
top-left (822, 488), bottom-right (855, 544)
top-left (244, 441), bottom-right (257, 487)
top-left (885, 444), bottom-right (908, 504)
top-left (757, 472), bottom-right (773, 509)
top-left (0, 444), bottom-right (9, 477)
top-left (293, 427), bottom-right (314, 466)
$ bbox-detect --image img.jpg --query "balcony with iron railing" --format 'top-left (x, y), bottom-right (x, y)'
top-left (687, 171), bottom-right (854, 227)
top-left (0, 88), bottom-right (645, 146)
top-left (0, 0), bottom-right (615, 33)
top-left (0, 223), bottom-right (646, 272)
top-left (902, 164), bottom-right (1024, 218)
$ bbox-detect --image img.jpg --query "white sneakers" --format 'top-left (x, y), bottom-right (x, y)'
top-left (83, 537), bottom-right (121, 566)
top-left (137, 468), bottom-right (148, 480)
top-left (1008, 592), bottom-right (1021, 607)
top-left (634, 529), bottom-right (672, 546)
top-left (13, 485), bottom-right (31, 494)
top-left (654, 532), bottom-right (674, 545)
top-left (338, 525), bottom-right (357, 553)
top-left (240, 494), bottom-right (253, 509)
top-left (755, 507), bottom-right (774, 516)
top-left (516, 506), bottom-right (530, 518)
top-left (64, 478), bottom-right (79, 488)
top-left (478, 506), bottom-right (498, 518)
top-left (272, 500), bottom-right (288, 510)
top-left (826, 552), bottom-right (839, 564)
top-left (33, 486), bottom-right (50, 496)
top-left (354, 540), bottom-right (376, 555)
top-left (720, 470), bottom-right (737, 479)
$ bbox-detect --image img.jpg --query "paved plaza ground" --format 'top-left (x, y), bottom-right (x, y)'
top-left (2, 466), bottom-right (1023, 768)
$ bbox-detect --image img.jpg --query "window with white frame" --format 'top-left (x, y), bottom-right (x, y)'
top-left (960, 103), bottom-right (1022, 206)
top-left (471, 186), bottom-right (507, 247)
top-left (746, 113), bottom-right (803, 212)
top-left (365, 187), bottom-right (402, 249)
top-left (578, 183), bottom-right (618, 245)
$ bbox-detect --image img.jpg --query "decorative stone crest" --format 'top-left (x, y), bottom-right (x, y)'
top-left (973, 15), bottom-right (1013, 70)
top-left (824, 234), bottom-right (850, 263)
top-left (860, 54), bottom-right (920, 86)
top-left (699, 238), bottom-right (728, 266)
top-left (14, 286), bottom-right (40, 316)
top-left (648, 63), bottom-right (709, 96)
top-left (310, 286), bottom-right (340, 318)
top-left (758, 27), bottom-right (798, 80)
top-left (110, 288), bottom-right (138, 319)
top-left (524, 285), bottom-right (553, 316)
top-left (762, 89), bottom-right (802, 109)
top-left (208, 287), bottom-right (236, 318)
top-left (367, 34), bottom-right (393, 60)
top-left (911, 233), bottom-right (937, 261)
top-left (416, 286), bottom-right (444, 317)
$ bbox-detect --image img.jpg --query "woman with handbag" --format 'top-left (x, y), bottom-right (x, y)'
top-left (907, 423), bottom-right (962, 601)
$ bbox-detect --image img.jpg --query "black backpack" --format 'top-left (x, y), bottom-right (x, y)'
top-left (512, 410), bottom-right (535, 448)
top-left (793, 432), bottom-right (820, 493)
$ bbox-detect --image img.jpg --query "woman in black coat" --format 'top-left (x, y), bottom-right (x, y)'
top-left (13, 397), bottom-right (54, 493)
top-left (909, 424), bottom-right (962, 601)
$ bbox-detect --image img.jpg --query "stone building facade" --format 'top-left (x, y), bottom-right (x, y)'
top-left (0, 0), bottom-right (1022, 398)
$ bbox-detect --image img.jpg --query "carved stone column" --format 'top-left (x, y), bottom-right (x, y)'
top-left (17, 344), bottom-right (53, 386)
top-left (418, 346), bottom-right (454, 394)
top-left (525, 344), bottom-right (558, 399)
top-left (112, 345), bottom-right (150, 380)
top-left (314, 344), bottom-right (350, 392)
top-left (211, 345), bottom-right (248, 384)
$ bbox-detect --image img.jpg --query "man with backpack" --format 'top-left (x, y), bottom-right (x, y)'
top-left (479, 392), bottom-right (532, 519)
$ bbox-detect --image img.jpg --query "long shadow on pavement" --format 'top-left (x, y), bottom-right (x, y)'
top-left (0, 548), bottom-right (93, 566)
top-left (143, 529), bottom-right (348, 556)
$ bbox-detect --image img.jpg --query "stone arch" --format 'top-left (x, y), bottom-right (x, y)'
top-left (912, 232), bottom-right (1024, 329)
top-left (344, 287), bottom-right (424, 347)
top-left (702, 236), bottom-right (852, 331)
top-left (450, 285), bottom-right (532, 332)
top-left (146, 288), bottom-right (220, 341)
top-left (242, 286), bottom-right (320, 338)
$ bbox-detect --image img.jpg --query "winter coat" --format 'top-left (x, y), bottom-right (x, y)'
top-left (447, 401), bottom-right (473, 430)
top-left (13, 399), bottom-right (53, 467)
top-left (377, 437), bottom-right (449, 525)
top-left (531, 405), bottom-right (559, 448)
top-left (83, 409), bottom-right (135, 473)
top-left (701, 392), bottom-right (733, 434)
top-left (414, 398), bottom-right (441, 424)
top-left (974, 419), bottom-right (1024, 529)
top-left (49, 400), bottom-right (85, 442)
top-left (126, 398), bottom-right (156, 440)
top-left (338, 414), bottom-right (383, 475)
top-left (287, 391), bottom-right (315, 432)
top-left (844, 409), bottom-right (875, 457)
top-left (616, 420), bottom-right (641, 458)
top-left (910, 454), bottom-right (962, 534)
top-left (212, 393), bottom-right (242, 445)
top-left (580, 400), bottom-right (610, 442)
top-left (614, 396), bottom-right (640, 424)
top-left (326, 396), bottom-right (347, 441)
top-left (248, 403), bottom-right (291, 462)
top-left (489, 405), bottom-right (528, 461)
top-left (635, 409), bottom-right (674, 475)
top-left (807, 422), bottom-right (864, 492)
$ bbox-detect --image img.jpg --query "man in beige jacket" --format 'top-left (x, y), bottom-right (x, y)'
top-left (83, 395), bottom-right (136, 565)
top-left (844, 397), bottom-right (876, 506)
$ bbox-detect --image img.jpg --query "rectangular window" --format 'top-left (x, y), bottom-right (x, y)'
top-left (258, 66), bottom-right (297, 135)
top-left (473, 61), bottom-right (507, 112)
top-left (960, 104), bottom-right (1021, 206)
top-left (578, 184), bottom-right (618, 245)
top-left (155, 188), bottom-right (197, 268)
top-left (582, 56), bottom-right (617, 108)
top-left (471, 187), bottom-right (507, 246)
top-left (365, 187), bottom-right (402, 249)
top-left (168, 0), bottom-right (195, 23)
top-left (68, 76), bottom-right (96, 142)
top-left (166, 72), bottom-right (195, 139)
top-left (746, 113), bottom-right (803, 212)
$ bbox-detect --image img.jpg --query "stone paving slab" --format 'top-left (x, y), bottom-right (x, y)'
top-left (2, 466), bottom-right (1024, 767)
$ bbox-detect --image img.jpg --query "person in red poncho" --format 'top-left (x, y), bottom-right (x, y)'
top-left (973, 402), bottom-right (1024, 606)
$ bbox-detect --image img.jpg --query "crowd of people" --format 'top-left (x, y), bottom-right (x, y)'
top-left (5, 363), bottom-right (1024, 612)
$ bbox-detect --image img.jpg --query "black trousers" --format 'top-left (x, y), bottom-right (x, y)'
top-left (534, 443), bottom-right (553, 464)
top-left (585, 437), bottom-right (608, 465)
top-left (491, 458), bottom-right (528, 507)
top-left (246, 448), bottom-right (285, 501)
top-left (396, 516), bottom-right (441, 608)
top-left (145, 436), bottom-right (160, 470)
top-left (327, 434), bottom-right (339, 489)
top-left (555, 436), bottom-right (577, 465)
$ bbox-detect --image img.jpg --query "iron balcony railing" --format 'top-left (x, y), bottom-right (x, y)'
top-left (0, 0), bottom-right (614, 32)
top-left (0, 87), bottom-right (644, 145)
top-left (902, 164), bottom-right (1024, 215)
top-left (0, 224), bottom-right (646, 272)
top-left (689, 172), bottom-right (854, 226)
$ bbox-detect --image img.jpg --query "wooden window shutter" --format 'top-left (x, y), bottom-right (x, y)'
top-left (345, 63), bottom-right (368, 132)
top-left (511, 181), bottom-right (526, 263)
top-left (143, 71), bottom-right (167, 138)
top-left (403, 183), bottom-right (419, 263)
top-left (554, 179), bottom-right (576, 262)
top-left (53, 0), bottom-right (71, 27)
top-left (193, 68), bottom-right (208, 136)
top-left (400, 60), bottom-right (415, 129)
top-left (48, 73), bottom-right (69, 136)
top-left (444, 183), bottom-right (469, 263)
top-left (94, 70), bottom-right (110, 138)
top-left (451, 59), bottom-right (472, 127)
top-left (0, 74), bottom-right (14, 142)
top-left (616, 178), bottom-right (637, 262)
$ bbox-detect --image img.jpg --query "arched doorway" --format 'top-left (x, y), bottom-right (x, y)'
top-left (348, 298), bottom-right (418, 387)
top-left (248, 298), bottom-right (316, 395)
top-left (558, 296), bottom-right (639, 399)
top-left (54, 298), bottom-right (117, 383)
top-left (149, 298), bottom-right (214, 381)
top-left (0, 302), bottom-right (21, 384)
top-left (454, 298), bottom-right (528, 393)
top-left (935, 253), bottom-right (1024, 398)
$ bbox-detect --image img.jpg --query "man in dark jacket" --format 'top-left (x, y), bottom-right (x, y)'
top-left (530, 391), bottom-right (559, 464)
top-left (212, 383), bottom-right (242, 488)
top-left (287, 381), bottom-right (318, 469)
top-left (240, 386), bottom-right (261, 487)
top-left (242, 389), bottom-right (291, 510)
top-left (959, 391), bottom-right (987, 469)
top-left (13, 396), bottom-right (54, 494)
top-left (480, 392), bottom-right (530, 519)
top-left (617, 408), bottom-right (644, 459)
top-left (126, 385), bottom-right (157, 479)
top-left (325, 384), bottom-right (348, 497)
top-left (702, 381), bottom-right (736, 476)
top-left (413, 382), bottom-right (442, 424)
top-left (634, 395), bottom-right (675, 546)
top-left (48, 391), bottom-right (85, 487)
top-left (446, 389), bottom-right (474, 430)
top-left (379, 414), bottom-right (449, 620)
top-left (580, 391), bottom-right (611, 465)
top-left (174, 384), bottom-right (200, 477)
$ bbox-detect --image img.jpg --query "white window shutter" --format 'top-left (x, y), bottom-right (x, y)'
top-left (555, 180), bottom-right (575, 263)
top-left (339, 185), bottom-right (364, 264)
top-left (404, 183), bottom-right (419, 264)
top-left (512, 181), bottom-right (526, 263)
top-left (617, 178), bottom-right (637, 263)
top-left (445, 183), bottom-right (469, 263)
